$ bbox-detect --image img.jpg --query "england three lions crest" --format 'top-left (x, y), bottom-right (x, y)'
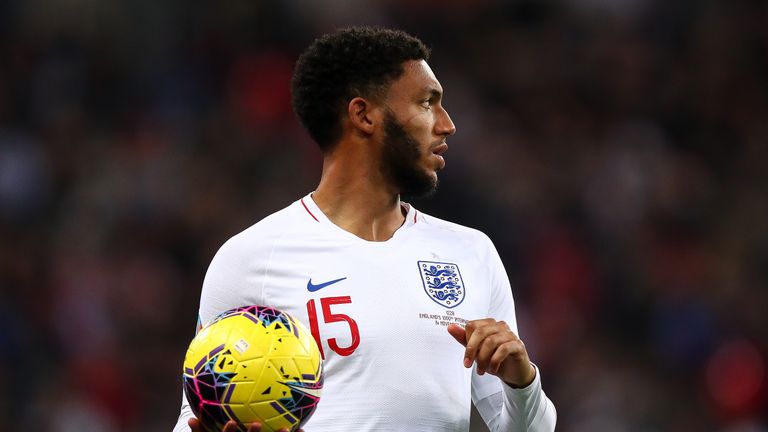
top-left (418, 261), bottom-right (465, 308)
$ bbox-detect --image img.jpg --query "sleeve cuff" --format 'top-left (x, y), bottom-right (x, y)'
top-left (502, 363), bottom-right (542, 401)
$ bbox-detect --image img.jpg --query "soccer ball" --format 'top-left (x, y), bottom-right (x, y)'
top-left (183, 305), bottom-right (323, 432)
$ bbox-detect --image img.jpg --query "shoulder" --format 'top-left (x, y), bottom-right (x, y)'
top-left (213, 199), bottom-right (306, 261)
top-left (415, 209), bottom-right (496, 251)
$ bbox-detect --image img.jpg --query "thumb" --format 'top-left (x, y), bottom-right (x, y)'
top-left (447, 323), bottom-right (467, 346)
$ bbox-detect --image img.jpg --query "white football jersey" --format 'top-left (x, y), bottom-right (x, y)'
top-left (174, 193), bottom-right (556, 431)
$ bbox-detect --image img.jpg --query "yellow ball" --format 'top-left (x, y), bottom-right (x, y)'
top-left (183, 306), bottom-right (323, 432)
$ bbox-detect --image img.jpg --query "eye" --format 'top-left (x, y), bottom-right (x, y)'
top-left (421, 99), bottom-right (432, 109)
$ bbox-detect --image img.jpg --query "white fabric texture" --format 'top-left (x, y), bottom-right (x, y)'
top-left (173, 194), bottom-right (555, 431)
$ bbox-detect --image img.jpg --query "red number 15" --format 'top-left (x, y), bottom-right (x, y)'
top-left (306, 296), bottom-right (360, 359)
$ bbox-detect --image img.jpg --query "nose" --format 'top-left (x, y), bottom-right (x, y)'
top-left (435, 105), bottom-right (457, 137)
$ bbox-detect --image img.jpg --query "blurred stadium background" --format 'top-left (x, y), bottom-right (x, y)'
top-left (1, 0), bottom-right (767, 430)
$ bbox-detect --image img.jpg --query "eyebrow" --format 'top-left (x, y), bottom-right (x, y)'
top-left (423, 87), bottom-right (443, 101)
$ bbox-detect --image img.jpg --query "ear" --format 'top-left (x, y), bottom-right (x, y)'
top-left (346, 97), bottom-right (380, 136)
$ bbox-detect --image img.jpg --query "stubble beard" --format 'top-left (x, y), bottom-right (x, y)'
top-left (381, 110), bottom-right (439, 199)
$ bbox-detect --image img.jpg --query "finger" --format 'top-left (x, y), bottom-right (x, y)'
top-left (188, 418), bottom-right (200, 432)
top-left (475, 333), bottom-right (513, 375)
top-left (447, 323), bottom-right (467, 347)
top-left (464, 318), bottom-right (497, 342)
top-left (464, 320), bottom-right (504, 368)
top-left (223, 421), bottom-right (242, 432)
top-left (465, 321), bottom-right (497, 368)
top-left (488, 339), bottom-right (524, 375)
top-left (247, 422), bottom-right (263, 432)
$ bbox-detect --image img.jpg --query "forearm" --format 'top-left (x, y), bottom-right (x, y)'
top-left (476, 365), bottom-right (557, 432)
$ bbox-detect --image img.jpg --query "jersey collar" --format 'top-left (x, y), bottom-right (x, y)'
top-left (299, 192), bottom-right (419, 241)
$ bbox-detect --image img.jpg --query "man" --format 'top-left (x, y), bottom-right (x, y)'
top-left (174, 26), bottom-right (556, 431)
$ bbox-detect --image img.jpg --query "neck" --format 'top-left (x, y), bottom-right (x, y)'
top-left (312, 147), bottom-right (406, 242)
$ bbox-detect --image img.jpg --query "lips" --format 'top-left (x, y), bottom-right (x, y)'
top-left (431, 142), bottom-right (448, 169)
top-left (432, 142), bottom-right (449, 156)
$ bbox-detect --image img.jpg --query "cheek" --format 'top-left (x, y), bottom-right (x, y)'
top-left (404, 110), bottom-right (434, 130)
top-left (406, 118), bottom-right (435, 142)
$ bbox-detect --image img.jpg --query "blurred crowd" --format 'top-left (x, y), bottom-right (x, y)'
top-left (1, 0), bottom-right (767, 431)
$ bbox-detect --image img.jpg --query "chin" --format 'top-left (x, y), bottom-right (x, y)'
top-left (401, 173), bottom-right (439, 200)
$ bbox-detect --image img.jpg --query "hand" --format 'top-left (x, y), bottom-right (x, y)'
top-left (188, 417), bottom-right (302, 432)
top-left (447, 319), bottom-right (536, 388)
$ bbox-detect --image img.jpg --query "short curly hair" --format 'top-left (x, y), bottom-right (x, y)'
top-left (291, 27), bottom-right (430, 152)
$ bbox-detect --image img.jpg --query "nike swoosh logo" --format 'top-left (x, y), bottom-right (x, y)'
top-left (285, 382), bottom-right (322, 398)
top-left (306, 277), bottom-right (347, 292)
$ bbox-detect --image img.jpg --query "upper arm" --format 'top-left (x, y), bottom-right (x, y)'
top-left (198, 234), bottom-right (266, 326)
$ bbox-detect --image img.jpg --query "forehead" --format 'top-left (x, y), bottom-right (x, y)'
top-left (386, 59), bottom-right (443, 99)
